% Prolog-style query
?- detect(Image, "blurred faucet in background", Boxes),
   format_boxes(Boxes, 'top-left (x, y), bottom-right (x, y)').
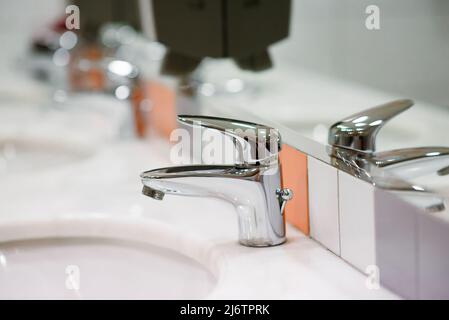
top-left (27, 0), bottom-right (152, 138)
top-left (24, 0), bottom-right (293, 139)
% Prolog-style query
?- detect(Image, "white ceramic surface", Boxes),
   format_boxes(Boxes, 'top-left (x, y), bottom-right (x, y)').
top-left (374, 189), bottom-right (420, 299)
top-left (0, 134), bottom-right (398, 299)
top-left (0, 235), bottom-right (216, 300)
top-left (308, 156), bottom-right (341, 255)
top-left (339, 172), bottom-right (376, 273)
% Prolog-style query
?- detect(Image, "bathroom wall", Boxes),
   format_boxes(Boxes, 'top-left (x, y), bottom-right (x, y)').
top-left (271, 0), bottom-right (449, 108)
top-left (3, 0), bottom-right (449, 109)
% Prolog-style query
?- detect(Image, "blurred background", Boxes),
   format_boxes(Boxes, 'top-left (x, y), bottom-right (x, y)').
top-left (1, 1), bottom-right (449, 301)
top-left (2, 0), bottom-right (449, 105)
top-left (0, 0), bottom-right (448, 171)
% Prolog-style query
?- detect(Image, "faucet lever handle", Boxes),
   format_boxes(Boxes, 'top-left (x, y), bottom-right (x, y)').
top-left (329, 99), bottom-right (414, 152)
top-left (177, 115), bottom-right (282, 165)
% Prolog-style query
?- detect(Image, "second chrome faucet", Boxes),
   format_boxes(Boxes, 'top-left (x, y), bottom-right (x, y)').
top-left (328, 99), bottom-right (449, 211)
top-left (140, 116), bottom-right (293, 247)
top-left (328, 99), bottom-right (449, 179)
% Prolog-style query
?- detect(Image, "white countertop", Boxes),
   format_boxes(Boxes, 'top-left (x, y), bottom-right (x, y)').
top-left (0, 134), bottom-right (398, 299)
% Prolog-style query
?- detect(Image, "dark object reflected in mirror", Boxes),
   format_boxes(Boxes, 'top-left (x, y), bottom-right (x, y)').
top-left (151, 0), bottom-right (291, 75)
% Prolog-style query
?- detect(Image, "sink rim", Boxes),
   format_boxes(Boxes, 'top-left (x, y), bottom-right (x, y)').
top-left (0, 215), bottom-right (224, 298)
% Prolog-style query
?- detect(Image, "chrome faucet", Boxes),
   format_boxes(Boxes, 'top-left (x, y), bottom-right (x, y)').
top-left (328, 100), bottom-right (449, 211)
top-left (140, 116), bottom-right (293, 247)
top-left (329, 99), bottom-right (414, 153)
top-left (329, 99), bottom-right (449, 173)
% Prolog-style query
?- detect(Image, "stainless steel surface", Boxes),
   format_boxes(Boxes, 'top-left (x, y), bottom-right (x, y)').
top-left (438, 166), bottom-right (449, 176)
top-left (371, 147), bottom-right (449, 168)
top-left (327, 100), bottom-right (449, 211)
top-left (328, 146), bottom-right (449, 179)
top-left (197, 92), bottom-right (449, 212)
top-left (106, 58), bottom-right (141, 97)
top-left (277, 188), bottom-right (293, 214)
top-left (177, 115), bottom-right (281, 166)
top-left (328, 146), bottom-right (448, 212)
top-left (142, 185), bottom-right (164, 200)
top-left (141, 117), bottom-right (292, 247)
top-left (328, 99), bottom-right (414, 152)
top-left (73, 57), bottom-right (141, 96)
top-left (28, 23), bottom-right (141, 100)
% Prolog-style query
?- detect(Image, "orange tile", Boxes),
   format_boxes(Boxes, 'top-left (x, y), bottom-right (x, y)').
top-left (145, 81), bottom-right (178, 139)
top-left (130, 84), bottom-right (148, 138)
top-left (68, 45), bottom-right (105, 92)
top-left (279, 144), bottom-right (310, 235)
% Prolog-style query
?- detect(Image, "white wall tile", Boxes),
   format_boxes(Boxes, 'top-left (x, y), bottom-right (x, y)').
top-left (339, 171), bottom-right (376, 273)
top-left (375, 189), bottom-right (418, 299)
top-left (418, 207), bottom-right (449, 299)
top-left (308, 156), bottom-right (340, 255)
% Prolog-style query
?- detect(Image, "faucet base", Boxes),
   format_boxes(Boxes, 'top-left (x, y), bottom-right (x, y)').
top-left (239, 237), bottom-right (287, 248)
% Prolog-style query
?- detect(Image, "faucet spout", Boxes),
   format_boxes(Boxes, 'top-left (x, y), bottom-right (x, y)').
top-left (370, 147), bottom-right (449, 168)
top-left (141, 165), bottom-right (291, 247)
top-left (140, 116), bottom-right (293, 247)
top-left (142, 185), bottom-right (165, 200)
top-left (328, 100), bottom-right (449, 212)
top-left (141, 165), bottom-right (260, 197)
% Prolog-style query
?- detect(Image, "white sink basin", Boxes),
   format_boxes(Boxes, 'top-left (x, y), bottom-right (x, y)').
top-left (0, 137), bottom-right (91, 177)
top-left (0, 217), bottom-right (218, 300)
top-left (0, 237), bottom-right (216, 300)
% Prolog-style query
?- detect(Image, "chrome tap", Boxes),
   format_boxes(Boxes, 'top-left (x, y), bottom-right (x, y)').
top-left (328, 99), bottom-right (449, 211)
top-left (329, 99), bottom-right (414, 153)
top-left (329, 99), bottom-right (449, 172)
top-left (140, 116), bottom-right (293, 247)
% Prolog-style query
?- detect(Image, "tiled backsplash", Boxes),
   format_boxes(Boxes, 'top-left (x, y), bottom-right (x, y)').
top-left (307, 156), bottom-right (340, 255)
top-left (279, 144), bottom-right (309, 235)
top-left (303, 152), bottom-right (449, 299)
